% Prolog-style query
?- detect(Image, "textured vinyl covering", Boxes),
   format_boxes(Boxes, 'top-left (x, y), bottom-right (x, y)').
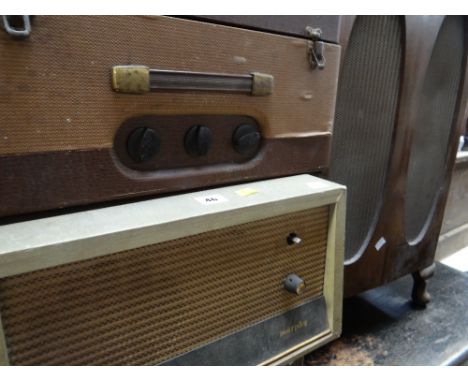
top-left (329, 16), bottom-right (403, 260)
top-left (0, 16), bottom-right (340, 155)
top-left (0, 207), bottom-right (329, 365)
top-left (405, 16), bottom-right (465, 242)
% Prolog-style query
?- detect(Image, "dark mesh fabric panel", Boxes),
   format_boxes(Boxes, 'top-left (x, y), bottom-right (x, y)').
top-left (329, 16), bottom-right (402, 260)
top-left (405, 16), bottom-right (464, 242)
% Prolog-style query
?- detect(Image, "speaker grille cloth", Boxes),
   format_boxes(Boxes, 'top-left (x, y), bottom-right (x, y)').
top-left (329, 16), bottom-right (402, 259)
top-left (0, 207), bottom-right (329, 365)
top-left (405, 16), bottom-right (465, 241)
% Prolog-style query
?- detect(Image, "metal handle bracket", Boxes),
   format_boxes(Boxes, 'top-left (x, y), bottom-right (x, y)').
top-left (2, 15), bottom-right (31, 38)
top-left (305, 26), bottom-right (326, 70)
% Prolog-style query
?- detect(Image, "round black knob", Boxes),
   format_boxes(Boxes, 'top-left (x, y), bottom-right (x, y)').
top-left (284, 274), bottom-right (306, 295)
top-left (184, 125), bottom-right (213, 157)
top-left (127, 127), bottom-right (160, 163)
top-left (232, 124), bottom-right (261, 155)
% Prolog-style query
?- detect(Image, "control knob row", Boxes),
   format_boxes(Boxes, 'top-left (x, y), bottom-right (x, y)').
top-left (127, 124), bottom-right (261, 163)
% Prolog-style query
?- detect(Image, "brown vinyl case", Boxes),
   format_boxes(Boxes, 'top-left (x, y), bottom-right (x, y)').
top-left (0, 16), bottom-right (341, 218)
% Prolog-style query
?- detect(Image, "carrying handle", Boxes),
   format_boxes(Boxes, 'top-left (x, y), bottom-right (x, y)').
top-left (111, 66), bottom-right (274, 96)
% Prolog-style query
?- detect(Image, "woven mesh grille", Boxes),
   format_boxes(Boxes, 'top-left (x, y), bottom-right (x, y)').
top-left (329, 16), bottom-right (403, 259)
top-left (0, 207), bottom-right (329, 365)
top-left (405, 16), bottom-right (465, 241)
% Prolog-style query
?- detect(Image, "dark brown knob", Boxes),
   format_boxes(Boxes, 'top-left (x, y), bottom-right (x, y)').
top-left (127, 127), bottom-right (160, 163)
top-left (185, 125), bottom-right (213, 157)
top-left (232, 124), bottom-right (261, 155)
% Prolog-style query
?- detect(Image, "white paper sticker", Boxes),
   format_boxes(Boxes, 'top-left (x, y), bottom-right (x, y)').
top-left (375, 237), bottom-right (386, 251)
top-left (194, 194), bottom-right (228, 206)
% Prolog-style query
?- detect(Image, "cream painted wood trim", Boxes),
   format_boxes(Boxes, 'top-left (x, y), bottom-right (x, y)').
top-left (0, 175), bottom-right (345, 278)
top-left (261, 330), bottom-right (333, 365)
top-left (264, 185), bottom-right (346, 365)
top-left (324, 188), bottom-right (346, 337)
top-left (0, 314), bottom-right (9, 365)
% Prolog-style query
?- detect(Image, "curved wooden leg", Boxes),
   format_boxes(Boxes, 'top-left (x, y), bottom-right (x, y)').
top-left (411, 263), bottom-right (436, 308)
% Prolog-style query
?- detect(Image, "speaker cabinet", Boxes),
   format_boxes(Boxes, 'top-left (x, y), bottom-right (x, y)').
top-left (329, 16), bottom-right (468, 296)
top-left (329, 15), bottom-right (404, 294)
top-left (0, 175), bottom-right (345, 365)
top-left (330, 16), bottom-right (403, 263)
top-left (384, 16), bottom-right (468, 284)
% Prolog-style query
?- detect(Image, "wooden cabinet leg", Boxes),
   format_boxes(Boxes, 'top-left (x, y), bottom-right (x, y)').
top-left (411, 263), bottom-right (436, 308)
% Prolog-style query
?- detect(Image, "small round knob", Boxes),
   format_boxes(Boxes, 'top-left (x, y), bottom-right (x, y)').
top-left (232, 124), bottom-right (261, 155)
top-left (284, 274), bottom-right (305, 295)
top-left (287, 233), bottom-right (302, 245)
top-left (185, 125), bottom-right (213, 157)
top-left (127, 127), bottom-right (160, 163)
